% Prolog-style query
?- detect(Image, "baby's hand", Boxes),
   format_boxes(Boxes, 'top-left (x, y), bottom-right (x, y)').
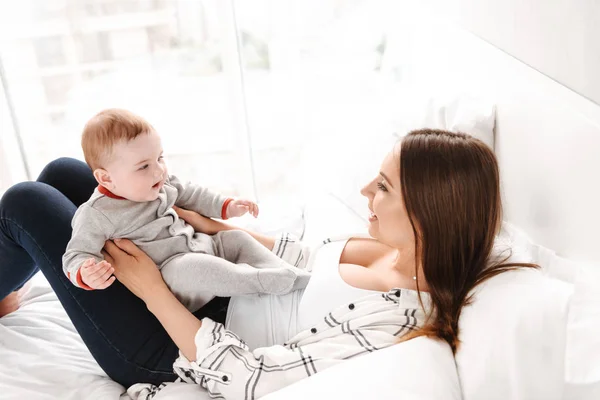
top-left (226, 199), bottom-right (259, 219)
top-left (80, 258), bottom-right (115, 290)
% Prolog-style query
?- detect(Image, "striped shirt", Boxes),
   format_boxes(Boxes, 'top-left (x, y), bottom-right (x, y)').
top-left (128, 233), bottom-right (431, 400)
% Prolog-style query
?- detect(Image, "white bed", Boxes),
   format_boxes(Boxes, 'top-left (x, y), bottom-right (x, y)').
top-left (1, 14), bottom-right (600, 400)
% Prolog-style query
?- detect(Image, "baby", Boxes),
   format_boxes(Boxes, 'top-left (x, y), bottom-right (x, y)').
top-left (63, 109), bottom-right (310, 311)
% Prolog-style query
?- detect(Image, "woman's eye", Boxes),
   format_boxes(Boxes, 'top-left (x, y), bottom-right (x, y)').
top-left (139, 164), bottom-right (149, 171)
top-left (158, 156), bottom-right (164, 161)
top-left (377, 182), bottom-right (387, 192)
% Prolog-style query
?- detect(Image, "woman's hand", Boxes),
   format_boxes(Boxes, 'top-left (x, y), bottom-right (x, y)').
top-left (173, 206), bottom-right (231, 235)
top-left (104, 239), bottom-right (204, 361)
top-left (102, 239), bottom-right (168, 304)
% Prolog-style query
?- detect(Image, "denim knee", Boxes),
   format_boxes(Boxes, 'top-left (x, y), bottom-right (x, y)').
top-left (36, 157), bottom-right (96, 207)
top-left (0, 181), bottom-right (41, 215)
top-left (38, 157), bottom-right (87, 181)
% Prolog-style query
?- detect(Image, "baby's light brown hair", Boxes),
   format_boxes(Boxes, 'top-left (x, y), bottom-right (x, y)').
top-left (81, 108), bottom-right (155, 170)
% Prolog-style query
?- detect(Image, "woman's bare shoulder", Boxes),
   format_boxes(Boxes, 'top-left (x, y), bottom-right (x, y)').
top-left (340, 236), bottom-right (391, 267)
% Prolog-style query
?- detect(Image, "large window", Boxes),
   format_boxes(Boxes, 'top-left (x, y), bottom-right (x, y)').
top-left (0, 0), bottom-right (401, 202)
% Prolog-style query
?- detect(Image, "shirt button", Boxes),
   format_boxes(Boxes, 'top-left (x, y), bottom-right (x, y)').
top-left (222, 375), bottom-right (229, 382)
top-left (348, 303), bottom-right (355, 310)
top-left (311, 328), bottom-right (317, 334)
top-left (395, 290), bottom-right (401, 297)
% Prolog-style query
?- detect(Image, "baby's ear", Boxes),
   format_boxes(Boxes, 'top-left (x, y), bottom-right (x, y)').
top-left (94, 168), bottom-right (113, 189)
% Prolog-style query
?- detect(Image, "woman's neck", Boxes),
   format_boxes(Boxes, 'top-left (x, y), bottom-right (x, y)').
top-left (391, 246), bottom-right (416, 273)
top-left (391, 247), bottom-right (428, 291)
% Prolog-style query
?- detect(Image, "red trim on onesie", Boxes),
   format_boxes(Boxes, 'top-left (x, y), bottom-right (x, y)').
top-left (67, 270), bottom-right (94, 291)
top-left (221, 198), bottom-right (233, 220)
top-left (97, 185), bottom-right (126, 200)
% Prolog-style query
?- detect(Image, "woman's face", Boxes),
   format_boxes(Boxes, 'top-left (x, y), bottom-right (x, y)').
top-left (360, 146), bottom-right (416, 249)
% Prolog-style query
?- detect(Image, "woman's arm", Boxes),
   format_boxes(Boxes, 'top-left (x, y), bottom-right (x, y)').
top-left (173, 207), bottom-right (313, 269)
top-left (146, 287), bottom-right (201, 361)
top-left (102, 239), bottom-right (201, 360)
top-left (173, 206), bottom-right (276, 251)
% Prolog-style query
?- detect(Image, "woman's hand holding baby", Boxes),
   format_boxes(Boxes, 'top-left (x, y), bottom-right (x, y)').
top-left (102, 239), bottom-right (168, 305)
top-left (226, 199), bottom-right (259, 219)
top-left (80, 258), bottom-right (115, 289)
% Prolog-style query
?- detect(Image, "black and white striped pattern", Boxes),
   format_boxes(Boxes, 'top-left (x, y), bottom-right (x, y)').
top-left (128, 234), bottom-right (430, 400)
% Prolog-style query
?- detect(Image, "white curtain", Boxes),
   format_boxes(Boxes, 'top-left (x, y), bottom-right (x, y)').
top-left (0, 71), bottom-right (28, 195)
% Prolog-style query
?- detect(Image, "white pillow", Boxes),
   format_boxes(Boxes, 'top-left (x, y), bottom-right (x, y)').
top-left (262, 336), bottom-right (461, 400)
top-left (497, 222), bottom-right (600, 399)
top-left (392, 88), bottom-right (496, 150)
top-left (456, 268), bottom-right (573, 400)
top-left (456, 222), bottom-right (600, 400)
top-left (559, 256), bottom-right (600, 399)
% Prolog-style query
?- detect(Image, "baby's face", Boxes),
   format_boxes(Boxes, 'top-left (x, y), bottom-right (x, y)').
top-left (102, 130), bottom-right (168, 202)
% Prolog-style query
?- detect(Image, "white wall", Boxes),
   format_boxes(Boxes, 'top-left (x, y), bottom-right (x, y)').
top-left (381, 10), bottom-right (600, 265)
top-left (418, 0), bottom-right (600, 105)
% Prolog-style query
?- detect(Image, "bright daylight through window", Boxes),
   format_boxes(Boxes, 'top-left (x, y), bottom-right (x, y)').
top-left (0, 0), bottom-right (401, 203)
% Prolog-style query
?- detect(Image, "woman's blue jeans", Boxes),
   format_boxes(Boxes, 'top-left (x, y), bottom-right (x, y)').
top-left (0, 158), bottom-right (229, 387)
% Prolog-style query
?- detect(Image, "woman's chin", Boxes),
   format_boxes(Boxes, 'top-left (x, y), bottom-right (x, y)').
top-left (366, 222), bottom-right (379, 238)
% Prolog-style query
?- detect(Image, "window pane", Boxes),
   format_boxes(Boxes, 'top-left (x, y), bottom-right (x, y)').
top-left (234, 0), bottom-right (400, 203)
top-left (0, 71), bottom-right (28, 195)
top-left (0, 0), bottom-right (245, 197)
top-left (33, 36), bottom-right (66, 66)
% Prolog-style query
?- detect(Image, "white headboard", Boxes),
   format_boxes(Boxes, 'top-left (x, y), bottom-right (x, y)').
top-left (384, 16), bottom-right (600, 267)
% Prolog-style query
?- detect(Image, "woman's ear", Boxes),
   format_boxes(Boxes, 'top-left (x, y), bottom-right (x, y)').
top-left (94, 168), bottom-right (114, 190)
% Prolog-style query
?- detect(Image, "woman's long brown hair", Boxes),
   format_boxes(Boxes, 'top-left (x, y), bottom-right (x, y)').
top-left (398, 129), bottom-right (537, 353)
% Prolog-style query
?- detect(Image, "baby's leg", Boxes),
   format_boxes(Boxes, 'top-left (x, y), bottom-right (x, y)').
top-left (161, 253), bottom-right (298, 311)
top-left (212, 230), bottom-right (310, 291)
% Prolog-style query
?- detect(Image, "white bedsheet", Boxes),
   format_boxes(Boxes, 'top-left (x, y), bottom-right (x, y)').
top-left (0, 272), bottom-right (125, 399)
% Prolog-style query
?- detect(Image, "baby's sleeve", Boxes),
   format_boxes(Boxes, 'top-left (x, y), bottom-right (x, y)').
top-left (62, 204), bottom-right (114, 290)
top-left (168, 174), bottom-right (230, 219)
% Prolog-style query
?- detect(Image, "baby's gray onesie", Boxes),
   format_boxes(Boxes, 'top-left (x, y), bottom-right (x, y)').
top-left (62, 175), bottom-right (310, 311)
